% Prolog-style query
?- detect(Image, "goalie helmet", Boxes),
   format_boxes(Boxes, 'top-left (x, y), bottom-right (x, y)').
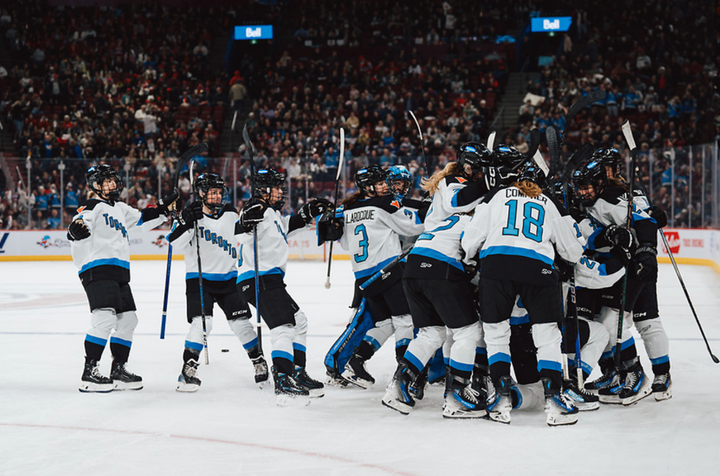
top-left (386, 165), bottom-right (412, 199)
top-left (355, 166), bottom-right (387, 195)
top-left (592, 148), bottom-right (623, 178)
top-left (194, 173), bottom-right (226, 215)
top-left (457, 141), bottom-right (493, 180)
top-left (254, 168), bottom-right (287, 210)
top-left (572, 159), bottom-right (607, 206)
top-left (483, 144), bottom-right (525, 189)
top-left (86, 164), bottom-right (123, 203)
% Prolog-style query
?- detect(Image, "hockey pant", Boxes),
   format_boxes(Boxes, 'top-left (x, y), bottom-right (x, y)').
top-left (597, 307), bottom-right (639, 370)
top-left (85, 308), bottom-right (138, 364)
top-left (486, 320), bottom-right (564, 392)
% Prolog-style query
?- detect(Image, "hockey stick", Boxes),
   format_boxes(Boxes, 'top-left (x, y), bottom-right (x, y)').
top-left (615, 120), bottom-right (638, 369)
top-left (242, 125), bottom-right (263, 354)
top-left (487, 130), bottom-right (497, 152)
top-left (359, 247), bottom-right (413, 291)
top-left (409, 111), bottom-right (430, 173)
top-left (624, 133), bottom-right (720, 364)
top-left (161, 142), bottom-right (209, 339)
top-left (560, 143), bottom-right (594, 386)
top-left (325, 127), bottom-right (345, 289)
top-left (527, 128), bottom-right (541, 161)
top-left (188, 160), bottom-right (210, 364)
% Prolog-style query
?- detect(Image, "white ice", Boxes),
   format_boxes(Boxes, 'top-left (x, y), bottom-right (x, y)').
top-left (1, 260), bottom-right (719, 476)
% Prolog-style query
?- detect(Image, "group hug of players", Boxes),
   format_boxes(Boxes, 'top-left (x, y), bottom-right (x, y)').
top-left (67, 137), bottom-right (671, 425)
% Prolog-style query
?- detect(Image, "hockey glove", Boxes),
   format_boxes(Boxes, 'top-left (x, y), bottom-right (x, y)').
top-left (178, 201), bottom-right (203, 227)
top-left (157, 191), bottom-right (180, 216)
top-left (463, 259), bottom-right (479, 281)
top-left (633, 244), bottom-right (658, 282)
top-left (603, 225), bottom-right (633, 250)
top-left (241, 198), bottom-right (267, 227)
top-left (67, 219), bottom-right (90, 241)
top-left (299, 198), bottom-right (333, 224)
top-left (649, 206), bottom-right (668, 228)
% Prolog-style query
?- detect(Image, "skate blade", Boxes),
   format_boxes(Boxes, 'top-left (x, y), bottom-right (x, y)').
top-left (575, 402), bottom-right (600, 411)
top-left (547, 415), bottom-right (579, 426)
top-left (442, 409), bottom-right (489, 419)
top-left (326, 375), bottom-right (350, 388)
top-left (176, 383), bottom-right (200, 393)
top-left (276, 394), bottom-right (311, 407)
top-left (341, 373), bottom-right (373, 390)
top-left (381, 397), bottom-right (412, 415)
top-left (488, 411), bottom-right (511, 424)
top-left (113, 381), bottom-right (143, 391)
top-left (621, 386), bottom-right (653, 406)
top-left (654, 390), bottom-right (672, 401)
top-left (307, 388), bottom-right (325, 398)
top-left (79, 383), bottom-right (114, 393)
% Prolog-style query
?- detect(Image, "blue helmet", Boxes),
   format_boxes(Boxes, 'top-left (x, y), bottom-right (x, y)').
top-left (386, 165), bottom-right (412, 198)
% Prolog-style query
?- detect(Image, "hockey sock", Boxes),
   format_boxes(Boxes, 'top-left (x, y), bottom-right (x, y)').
top-left (110, 340), bottom-right (131, 365)
top-left (293, 344), bottom-right (307, 368)
top-left (272, 356), bottom-right (294, 375)
top-left (356, 340), bottom-right (375, 360)
top-left (247, 345), bottom-right (262, 360)
top-left (651, 361), bottom-right (670, 376)
top-left (84, 339), bottom-right (105, 364)
top-left (395, 344), bottom-right (408, 362)
top-left (183, 347), bottom-right (200, 363)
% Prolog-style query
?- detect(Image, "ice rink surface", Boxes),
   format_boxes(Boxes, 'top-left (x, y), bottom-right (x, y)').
top-left (1, 259), bottom-right (719, 476)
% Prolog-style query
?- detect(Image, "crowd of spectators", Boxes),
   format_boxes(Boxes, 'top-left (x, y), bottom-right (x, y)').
top-left (1, 0), bottom-right (719, 231)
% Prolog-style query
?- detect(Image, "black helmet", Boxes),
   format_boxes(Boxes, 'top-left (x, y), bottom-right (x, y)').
top-left (572, 159), bottom-right (607, 206)
top-left (483, 144), bottom-right (525, 189)
top-left (194, 173), bottom-right (226, 215)
top-left (457, 141), bottom-right (493, 179)
top-left (592, 147), bottom-right (623, 178)
top-left (86, 164), bottom-right (123, 203)
top-left (386, 165), bottom-right (412, 199)
top-left (254, 168), bottom-right (287, 210)
top-left (516, 160), bottom-right (547, 189)
top-left (355, 166), bottom-right (386, 195)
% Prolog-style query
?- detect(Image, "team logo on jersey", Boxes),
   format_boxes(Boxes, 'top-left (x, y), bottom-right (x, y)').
top-left (152, 235), bottom-right (168, 248)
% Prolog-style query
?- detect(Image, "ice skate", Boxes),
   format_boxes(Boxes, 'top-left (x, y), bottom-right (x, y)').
top-left (294, 367), bottom-right (325, 398)
top-left (273, 367), bottom-right (310, 407)
top-left (562, 380), bottom-right (599, 411)
top-left (652, 372), bottom-right (672, 401)
top-left (325, 371), bottom-right (350, 387)
top-left (597, 371), bottom-right (625, 404)
top-left (341, 354), bottom-right (375, 389)
top-left (381, 366), bottom-right (415, 415)
top-left (585, 368), bottom-right (617, 393)
top-left (79, 359), bottom-right (114, 393)
top-left (486, 376), bottom-right (513, 424)
top-left (545, 392), bottom-right (579, 426)
top-left (176, 359), bottom-right (201, 393)
top-left (442, 377), bottom-right (487, 419)
top-left (252, 355), bottom-right (269, 387)
top-left (409, 368), bottom-right (428, 401)
top-left (110, 361), bottom-right (143, 391)
top-left (619, 364), bottom-right (653, 406)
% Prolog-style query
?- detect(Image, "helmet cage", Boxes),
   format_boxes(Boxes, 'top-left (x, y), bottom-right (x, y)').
top-left (86, 164), bottom-right (123, 203)
top-left (355, 166), bottom-right (386, 195)
top-left (572, 160), bottom-right (607, 206)
top-left (386, 165), bottom-right (412, 198)
top-left (254, 169), bottom-right (287, 210)
top-left (194, 173), bottom-right (227, 215)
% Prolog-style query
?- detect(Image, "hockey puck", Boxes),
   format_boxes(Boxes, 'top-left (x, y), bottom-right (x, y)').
top-left (221, 349), bottom-right (230, 353)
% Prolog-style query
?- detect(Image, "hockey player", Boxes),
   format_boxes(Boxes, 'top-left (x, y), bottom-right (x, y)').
top-left (237, 168), bottom-right (332, 404)
top-left (338, 166), bottom-right (425, 389)
top-left (573, 153), bottom-right (666, 404)
top-left (69, 164), bottom-right (178, 392)
top-left (594, 148), bottom-right (672, 400)
top-left (166, 173), bottom-right (268, 393)
top-left (462, 160), bottom-right (585, 426)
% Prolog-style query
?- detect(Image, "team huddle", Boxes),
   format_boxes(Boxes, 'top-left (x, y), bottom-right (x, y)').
top-left (67, 138), bottom-right (671, 426)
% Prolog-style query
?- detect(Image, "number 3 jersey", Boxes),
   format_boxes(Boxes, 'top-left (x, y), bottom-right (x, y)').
top-left (70, 199), bottom-right (167, 283)
top-left (166, 204), bottom-right (241, 283)
top-left (339, 195), bottom-right (424, 280)
top-left (461, 186), bottom-right (585, 286)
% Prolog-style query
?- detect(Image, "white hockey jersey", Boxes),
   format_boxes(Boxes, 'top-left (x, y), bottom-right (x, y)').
top-left (462, 186), bottom-right (585, 286)
top-left (70, 199), bottom-right (166, 282)
top-left (167, 204), bottom-right (240, 282)
top-left (339, 195), bottom-right (424, 280)
top-left (236, 206), bottom-right (304, 282)
top-left (405, 213), bottom-right (471, 281)
top-left (423, 175), bottom-right (487, 230)
top-left (583, 185), bottom-right (657, 247)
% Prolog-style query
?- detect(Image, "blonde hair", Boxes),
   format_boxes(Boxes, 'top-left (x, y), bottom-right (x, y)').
top-left (421, 162), bottom-right (463, 196)
top-left (608, 176), bottom-right (629, 190)
top-left (511, 180), bottom-right (543, 198)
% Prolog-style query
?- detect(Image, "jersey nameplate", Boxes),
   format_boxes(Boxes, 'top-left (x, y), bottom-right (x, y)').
top-left (505, 188), bottom-right (547, 204)
top-left (346, 209), bottom-right (375, 224)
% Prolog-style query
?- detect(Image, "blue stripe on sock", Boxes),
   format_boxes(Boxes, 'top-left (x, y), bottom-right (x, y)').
top-left (602, 350), bottom-right (614, 360)
top-left (650, 355), bottom-right (670, 365)
top-left (621, 336), bottom-right (635, 351)
top-left (271, 350), bottom-right (294, 362)
top-left (242, 337), bottom-right (258, 350)
top-left (85, 334), bottom-right (107, 347)
top-left (538, 359), bottom-right (563, 373)
top-left (292, 342), bottom-right (306, 352)
top-left (449, 359), bottom-right (474, 372)
top-left (475, 347), bottom-right (487, 355)
top-left (488, 352), bottom-right (511, 366)
top-left (404, 351), bottom-right (424, 375)
top-left (363, 335), bottom-right (381, 351)
top-left (109, 336), bottom-right (132, 348)
top-left (185, 340), bottom-right (204, 351)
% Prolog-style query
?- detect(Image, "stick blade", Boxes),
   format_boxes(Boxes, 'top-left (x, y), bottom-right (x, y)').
top-left (621, 120), bottom-right (637, 150)
top-left (172, 143), bottom-right (209, 189)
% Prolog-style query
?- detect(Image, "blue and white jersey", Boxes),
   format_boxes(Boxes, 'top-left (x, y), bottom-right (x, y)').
top-left (166, 204), bottom-right (240, 282)
top-left (405, 213), bottom-right (471, 281)
top-left (583, 185), bottom-right (657, 247)
top-left (423, 175), bottom-right (487, 231)
top-left (70, 199), bottom-right (167, 282)
top-left (236, 206), bottom-right (303, 282)
top-left (339, 195), bottom-right (424, 280)
top-left (462, 186), bottom-right (585, 286)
